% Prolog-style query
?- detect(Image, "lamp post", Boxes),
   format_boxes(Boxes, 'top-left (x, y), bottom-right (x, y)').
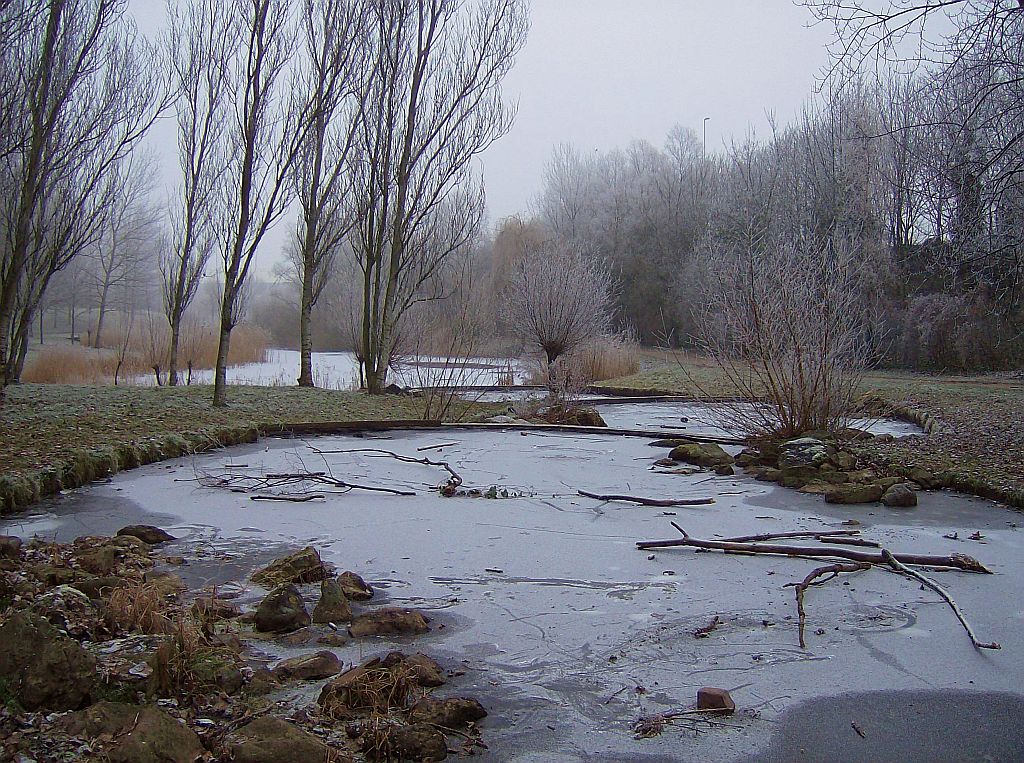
top-left (702, 116), bottom-right (709, 160)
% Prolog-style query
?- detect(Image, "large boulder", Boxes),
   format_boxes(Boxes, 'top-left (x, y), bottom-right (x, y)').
top-left (62, 702), bottom-right (203, 763)
top-left (252, 546), bottom-right (327, 588)
top-left (349, 608), bottom-right (429, 638)
top-left (824, 483), bottom-right (884, 505)
top-left (116, 525), bottom-right (176, 545)
top-left (882, 483), bottom-right (918, 508)
top-left (0, 611), bottom-right (95, 711)
top-left (409, 696), bottom-right (487, 728)
top-left (669, 443), bottom-right (734, 468)
top-left (778, 438), bottom-right (829, 468)
top-left (381, 651), bottom-right (446, 688)
top-left (778, 465), bottom-right (821, 489)
top-left (273, 650), bottom-right (342, 681)
top-left (255, 584), bottom-right (311, 633)
top-left (312, 578), bottom-right (352, 624)
top-left (337, 571), bottom-right (374, 601)
top-left (230, 716), bottom-right (338, 763)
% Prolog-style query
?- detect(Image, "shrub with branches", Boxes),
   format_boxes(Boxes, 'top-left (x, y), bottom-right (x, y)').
top-left (696, 237), bottom-right (872, 437)
top-left (503, 240), bottom-right (617, 396)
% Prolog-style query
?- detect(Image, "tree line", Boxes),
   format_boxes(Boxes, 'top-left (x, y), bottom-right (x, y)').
top-left (0, 0), bottom-right (528, 404)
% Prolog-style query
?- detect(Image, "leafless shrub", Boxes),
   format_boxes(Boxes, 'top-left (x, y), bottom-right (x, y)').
top-left (503, 239), bottom-right (616, 398)
top-left (696, 237), bottom-right (872, 438)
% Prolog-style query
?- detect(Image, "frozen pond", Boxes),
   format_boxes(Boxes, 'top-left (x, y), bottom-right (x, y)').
top-left (4, 422), bottom-right (1022, 761)
top-left (136, 349), bottom-right (528, 389)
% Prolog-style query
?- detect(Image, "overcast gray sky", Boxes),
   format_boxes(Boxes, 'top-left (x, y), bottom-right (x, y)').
top-left (134, 1), bottom-right (833, 267)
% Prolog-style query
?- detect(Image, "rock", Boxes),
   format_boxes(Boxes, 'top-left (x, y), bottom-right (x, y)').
top-left (255, 584), bottom-right (311, 633)
top-left (362, 723), bottom-right (447, 762)
top-left (31, 584), bottom-right (99, 635)
top-left (648, 439), bottom-right (694, 449)
top-left (0, 612), bottom-right (95, 711)
top-left (876, 476), bottom-right (903, 490)
top-left (832, 451), bottom-right (858, 471)
top-left (714, 464), bottom-right (735, 476)
top-left (778, 437), bottom-right (828, 468)
top-left (845, 469), bottom-right (878, 483)
top-left (882, 483), bottom-right (919, 508)
top-left (798, 481), bottom-right (832, 495)
top-left (191, 596), bottom-right (242, 621)
top-left (30, 563), bottom-right (76, 586)
top-left (908, 466), bottom-right (941, 489)
top-left (755, 468), bottom-right (781, 482)
top-left (312, 577), bottom-right (352, 624)
top-left (273, 650), bottom-right (342, 681)
top-left (70, 575), bottom-right (123, 600)
top-left (318, 633), bottom-right (349, 647)
top-left (696, 686), bottom-right (736, 714)
top-left (409, 696), bottom-right (487, 727)
top-left (116, 525), bottom-right (176, 545)
top-left (564, 407), bottom-right (607, 427)
top-left (824, 483), bottom-right (884, 505)
top-left (835, 427), bottom-right (874, 441)
top-left (337, 571), bottom-right (374, 601)
top-left (778, 465), bottom-right (821, 489)
top-left (0, 535), bottom-right (23, 559)
top-left (190, 653), bottom-right (245, 695)
top-left (76, 545), bottom-right (119, 575)
top-left (280, 628), bottom-right (315, 646)
top-left (62, 702), bottom-right (203, 763)
top-left (252, 546), bottom-right (328, 588)
top-left (349, 608), bottom-right (429, 638)
top-left (143, 570), bottom-right (186, 598)
top-left (244, 668), bottom-right (281, 696)
top-left (230, 716), bottom-right (337, 763)
top-left (669, 443), bottom-right (734, 468)
top-left (382, 651), bottom-right (446, 688)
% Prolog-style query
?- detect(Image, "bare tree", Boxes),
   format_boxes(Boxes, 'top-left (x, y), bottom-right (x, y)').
top-left (87, 154), bottom-right (159, 348)
top-left (162, 0), bottom-right (232, 386)
top-left (291, 0), bottom-right (368, 387)
top-left (350, 0), bottom-right (528, 393)
top-left (502, 239), bottom-right (616, 394)
top-left (211, 0), bottom-right (307, 407)
top-left (0, 0), bottom-right (167, 398)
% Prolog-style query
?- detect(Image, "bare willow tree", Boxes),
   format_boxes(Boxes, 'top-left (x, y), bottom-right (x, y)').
top-left (350, 0), bottom-right (528, 393)
top-left (211, 0), bottom-right (307, 407)
top-left (162, 0), bottom-right (232, 386)
top-left (503, 239), bottom-right (616, 394)
top-left (0, 0), bottom-right (166, 397)
top-left (291, 0), bottom-right (369, 387)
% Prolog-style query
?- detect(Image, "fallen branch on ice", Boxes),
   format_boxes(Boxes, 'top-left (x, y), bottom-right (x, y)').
top-left (636, 524), bottom-right (992, 573)
top-left (308, 446), bottom-right (463, 496)
top-left (786, 562), bottom-right (871, 648)
top-left (578, 490), bottom-right (714, 507)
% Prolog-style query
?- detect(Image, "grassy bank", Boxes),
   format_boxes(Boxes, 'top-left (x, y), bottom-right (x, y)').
top-left (0, 384), bottom-right (488, 515)
top-left (594, 361), bottom-right (1024, 510)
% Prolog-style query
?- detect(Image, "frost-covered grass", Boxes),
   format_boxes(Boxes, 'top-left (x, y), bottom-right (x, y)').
top-left (0, 383), bottom-right (493, 513)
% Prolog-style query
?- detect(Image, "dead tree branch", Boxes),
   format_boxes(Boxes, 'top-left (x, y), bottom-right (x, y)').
top-left (881, 549), bottom-right (1001, 650)
top-left (636, 525), bottom-right (992, 573)
top-left (308, 446), bottom-right (463, 495)
top-left (578, 490), bottom-right (714, 507)
top-left (786, 562), bottom-right (871, 648)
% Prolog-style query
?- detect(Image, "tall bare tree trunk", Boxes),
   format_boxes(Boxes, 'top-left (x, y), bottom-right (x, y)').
top-left (298, 272), bottom-right (315, 386)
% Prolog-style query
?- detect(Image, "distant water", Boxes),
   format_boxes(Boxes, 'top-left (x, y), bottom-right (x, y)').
top-left (137, 349), bottom-right (527, 389)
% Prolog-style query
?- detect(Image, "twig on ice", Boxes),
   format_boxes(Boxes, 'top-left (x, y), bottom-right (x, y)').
top-left (578, 490), bottom-right (714, 507)
top-left (880, 549), bottom-right (1001, 650)
top-left (786, 562), bottom-right (870, 648)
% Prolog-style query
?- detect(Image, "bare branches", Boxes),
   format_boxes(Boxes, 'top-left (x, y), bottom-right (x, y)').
top-left (307, 445), bottom-right (463, 495)
top-left (788, 561), bottom-right (872, 648)
top-left (502, 238), bottom-right (617, 396)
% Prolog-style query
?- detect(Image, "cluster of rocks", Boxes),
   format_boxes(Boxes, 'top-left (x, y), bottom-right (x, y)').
top-left (658, 434), bottom-right (939, 507)
top-left (0, 531), bottom-right (486, 762)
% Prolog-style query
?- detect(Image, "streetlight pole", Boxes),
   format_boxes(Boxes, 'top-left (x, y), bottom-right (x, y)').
top-left (702, 116), bottom-right (709, 160)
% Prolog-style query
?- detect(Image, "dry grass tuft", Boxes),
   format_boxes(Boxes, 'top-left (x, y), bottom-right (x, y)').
top-left (22, 346), bottom-right (115, 384)
top-left (321, 661), bottom-right (417, 719)
top-left (572, 333), bottom-right (640, 383)
top-left (105, 581), bottom-right (175, 635)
